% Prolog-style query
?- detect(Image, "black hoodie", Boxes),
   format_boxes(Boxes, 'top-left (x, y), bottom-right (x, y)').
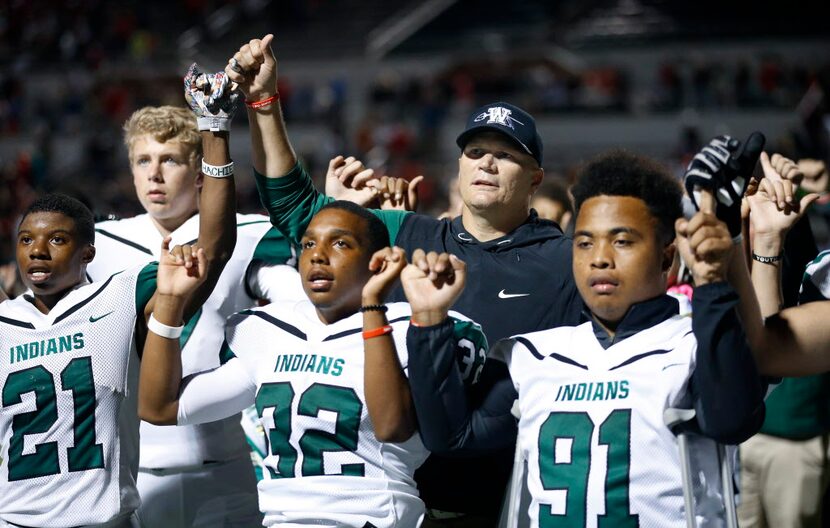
top-left (387, 210), bottom-right (584, 345)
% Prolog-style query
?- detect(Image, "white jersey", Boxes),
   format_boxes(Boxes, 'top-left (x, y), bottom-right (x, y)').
top-left (88, 212), bottom-right (301, 468)
top-left (0, 265), bottom-right (154, 527)
top-left (801, 249), bottom-right (830, 301)
top-left (222, 300), bottom-right (431, 527)
top-left (494, 314), bottom-right (726, 527)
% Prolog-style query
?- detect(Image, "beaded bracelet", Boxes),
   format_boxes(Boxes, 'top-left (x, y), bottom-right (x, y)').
top-left (359, 304), bottom-right (388, 313)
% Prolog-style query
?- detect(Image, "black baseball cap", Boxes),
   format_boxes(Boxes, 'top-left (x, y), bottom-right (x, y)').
top-left (456, 102), bottom-right (543, 166)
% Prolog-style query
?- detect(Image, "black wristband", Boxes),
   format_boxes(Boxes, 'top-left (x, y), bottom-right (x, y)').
top-left (752, 252), bottom-right (783, 264)
top-left (360, 304), bottom-right (388, 313)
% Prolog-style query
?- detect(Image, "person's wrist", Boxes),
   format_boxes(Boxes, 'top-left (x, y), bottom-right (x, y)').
top-left (200, 130), bottom-right (230, 141)
top-left (361, 294), bottom-right (383, 307)
top-left (245, 87), bottom-right (277, 106)
top-left (150, 295), bottom-right (186, 325)
top-left (751, 232), bottom-right (784, 256)
top-left (692, 270), bottom-right (727, 287)
top-left (411, 309), bottom-right (448, 327)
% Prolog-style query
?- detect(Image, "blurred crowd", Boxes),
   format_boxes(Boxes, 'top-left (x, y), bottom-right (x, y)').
top-left (1, 1), bottom-right (829, 280)
top-left (1, 59), bottom-right (829, 263)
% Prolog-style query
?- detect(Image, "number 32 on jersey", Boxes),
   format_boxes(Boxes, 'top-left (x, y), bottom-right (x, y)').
top-left (256, 381), bottom-right (364, 478)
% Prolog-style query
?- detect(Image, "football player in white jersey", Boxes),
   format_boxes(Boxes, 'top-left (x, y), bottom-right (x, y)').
top-left (139, 200), bottom-right (487, 527)
top-left (401, 150), bottom-right (767, 526)
top-left (0, 111), bottom-right (235, 528)
top-left (86, 103), bottom-right (303, 526)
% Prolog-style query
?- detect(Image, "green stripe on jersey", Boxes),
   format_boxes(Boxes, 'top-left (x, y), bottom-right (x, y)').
top-left (180, 307), bottom-right (202, 349)
top-left (135, 262), bottom-right (158, 315)
top-left (219, 340), bottom-right (236, 365)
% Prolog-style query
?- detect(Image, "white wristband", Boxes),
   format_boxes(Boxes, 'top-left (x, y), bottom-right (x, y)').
top-left (197, 115), bottom-right (231, 132)
top-left (201, 160), bottom-right (234, 178)
top-left (148, 314), bottom-right (184, 339)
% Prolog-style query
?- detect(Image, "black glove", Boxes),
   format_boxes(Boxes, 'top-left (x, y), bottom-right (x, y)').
top-left (684, 132), bottom-right (765, 240)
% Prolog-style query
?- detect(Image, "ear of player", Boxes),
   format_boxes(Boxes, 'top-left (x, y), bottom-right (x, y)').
top-left (684, 131), bottom-right (766, 241)
top-left (183, 63), bottom-right (241, 132)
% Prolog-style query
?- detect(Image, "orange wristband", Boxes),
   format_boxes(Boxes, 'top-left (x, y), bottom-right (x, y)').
top-left (362, 325), bottom-right (393, 340)
top-left (245, 93), bottom-right (280, 109)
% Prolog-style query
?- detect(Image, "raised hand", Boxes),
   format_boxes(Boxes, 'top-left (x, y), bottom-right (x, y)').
top-left (325, 155), bottom-right (379, 206)
top-left (155, 237), bottom-right (208, 299)
top-left (748, 153), bottom-right (818, 237)
top-left (798, 158), bottom-right (829, 195)
top-left (370, 175), bottom-right (424, 212)
top-left (224, 34), bottom-right (277, 104)
top-left (184, 63), bottom-right (240, 131)
top-left (675, 191), bottom-right (733, 286)
top-left (684, 132), bottom-right (765, 241)
top-left (362, 247), bottom-right (408, 305)
top-left (401, 249), bottom-right (466, 326)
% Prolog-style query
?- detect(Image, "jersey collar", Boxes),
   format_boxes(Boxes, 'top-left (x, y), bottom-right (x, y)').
top-left (588, 294), bottom-right (680, 350)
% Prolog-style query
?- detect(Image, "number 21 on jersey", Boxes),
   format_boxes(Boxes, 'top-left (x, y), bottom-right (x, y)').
top-left (538, 409), bottom-right (639, 527)
top-left (2, 357), bottom-right (104, 481)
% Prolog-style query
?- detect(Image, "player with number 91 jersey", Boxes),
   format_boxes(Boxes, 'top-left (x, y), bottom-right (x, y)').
top-left (0, 264), bottom-right (155, 528)
top-left (494, 313), bottom-right (704, 528)
top-left (172, 299), bottom-right (485, 527)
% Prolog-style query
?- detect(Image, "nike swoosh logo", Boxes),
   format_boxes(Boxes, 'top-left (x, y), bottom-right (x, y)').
top-left (498, 289), bottom-right (530, 299)
top-left (89, 311), bottom-right (114, 323)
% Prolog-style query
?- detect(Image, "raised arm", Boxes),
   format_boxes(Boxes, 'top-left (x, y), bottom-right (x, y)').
top-left (139, 240), bottom-right (255, 425)
top-left (225, 34), bottom-right (294, 178)
top-left (139, 240), bottom-right (202, 424)
top-left (360, 246), bottom-right (414, 442)
top-left (224, 36), bottom-right (393, 246)
top-left (143, 66), bottom-right (238, 325)
top-left (676, 193), bottom-right (765, 443)
top-left (747, 153), bottom-right (817, 316)
top-left (681, 137), bottom-right (830, 377)
top-left (403, 249), bottom-right (516, 454)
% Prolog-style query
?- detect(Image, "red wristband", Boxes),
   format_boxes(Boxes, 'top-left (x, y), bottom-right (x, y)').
top-left (245, 93), bottom-right (280, 109)
top-left (363, 325), bottom-right (393, 340)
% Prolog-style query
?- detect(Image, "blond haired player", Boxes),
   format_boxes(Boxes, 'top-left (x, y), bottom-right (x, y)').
top-left (85, 72), bottom-right (302, 526)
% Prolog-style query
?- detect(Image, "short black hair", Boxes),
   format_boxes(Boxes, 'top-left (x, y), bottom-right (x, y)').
top-left (571, 150), bottom-right (683, 243)
top-left (317, 201), bottom-right (390, 254)
top-left (21, 194), bottom-right (95, 245)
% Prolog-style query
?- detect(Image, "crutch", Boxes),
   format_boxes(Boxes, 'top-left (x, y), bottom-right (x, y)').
top-left (664, 407), bottom-right (698, 528)
top-left (718, 443), bottom-right (739, 528)
top-left (664, 407), bottom-right (739, 528)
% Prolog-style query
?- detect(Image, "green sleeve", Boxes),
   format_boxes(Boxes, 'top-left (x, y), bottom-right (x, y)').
top-left (252, 227), bottom-right (296, 265)
top-left (373, 208), bottom-right (410, 247)
top-left (254, 163), bottom-right (412, 246)
top-left (134, 262), bottom-right (158, 316)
